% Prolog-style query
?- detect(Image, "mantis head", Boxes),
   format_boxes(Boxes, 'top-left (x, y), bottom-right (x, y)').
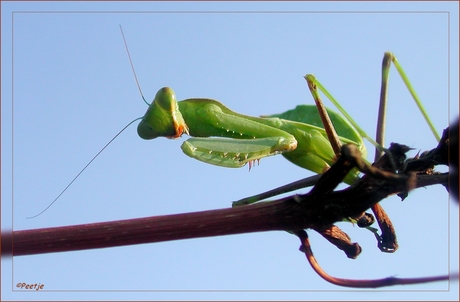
top-left (137, 87), bottom-right (189, 140)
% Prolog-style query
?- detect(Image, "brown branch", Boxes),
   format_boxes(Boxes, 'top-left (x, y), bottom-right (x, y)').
top-left (8, 142), bottom-right (448, 257)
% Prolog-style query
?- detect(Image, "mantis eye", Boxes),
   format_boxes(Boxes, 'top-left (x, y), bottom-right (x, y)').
top-left (155, 87), bottom-right (177, 111)
top-left (137, 120), bottom-right (156, 140)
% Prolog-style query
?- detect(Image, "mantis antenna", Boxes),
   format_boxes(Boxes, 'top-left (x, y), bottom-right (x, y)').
top-left (27, 119), bottom-right (141, 219)
top-left (28, 26), bottom-right (146, 219)
top-left (119, 25), bottom-right (149, 106)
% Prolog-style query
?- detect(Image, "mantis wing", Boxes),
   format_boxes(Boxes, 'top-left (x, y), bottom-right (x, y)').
top-left (265, 105), bottom-right (366, 184)
top-left (264, 104), bottom-right (365, 156)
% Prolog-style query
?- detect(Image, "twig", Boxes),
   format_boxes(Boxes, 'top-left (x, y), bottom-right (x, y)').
top-left (295, 230), bottom-right (451, 288)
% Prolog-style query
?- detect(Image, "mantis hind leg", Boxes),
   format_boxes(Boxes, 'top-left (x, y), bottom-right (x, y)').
top-left (371, 52), bottom-right (441, 253)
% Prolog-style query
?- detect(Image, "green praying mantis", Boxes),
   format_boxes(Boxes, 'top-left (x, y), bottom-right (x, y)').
top-left (136, 54), bottom-right (439, 195)
top-left (138, 86), bottom-right (364, 184)
top-left (29, 27), bottom-right (440, 219)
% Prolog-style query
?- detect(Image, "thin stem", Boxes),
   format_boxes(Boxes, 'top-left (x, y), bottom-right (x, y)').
top-left (307, 74), bottom-right (383, 152)
top-left (305, 74), bottom-right (342, 156)
top-left (295, 230), bottom-right (450, 288)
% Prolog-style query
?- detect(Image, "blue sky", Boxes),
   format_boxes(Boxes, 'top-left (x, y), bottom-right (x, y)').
top-left (2, 1), bottom-right (459, 301)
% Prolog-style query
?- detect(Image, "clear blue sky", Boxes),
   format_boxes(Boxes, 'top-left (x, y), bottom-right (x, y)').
top-left (2, 1), bottom-right (459, 300)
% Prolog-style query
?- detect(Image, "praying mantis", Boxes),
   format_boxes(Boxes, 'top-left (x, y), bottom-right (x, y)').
top-left (136, 53), bottom-right (439, 197)
top-left (13, 12), bottom-right (451, 293)
top-left (30, 27), bottom-right (440, 220)
top-left (137, 86), bottom-right (365, 184)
